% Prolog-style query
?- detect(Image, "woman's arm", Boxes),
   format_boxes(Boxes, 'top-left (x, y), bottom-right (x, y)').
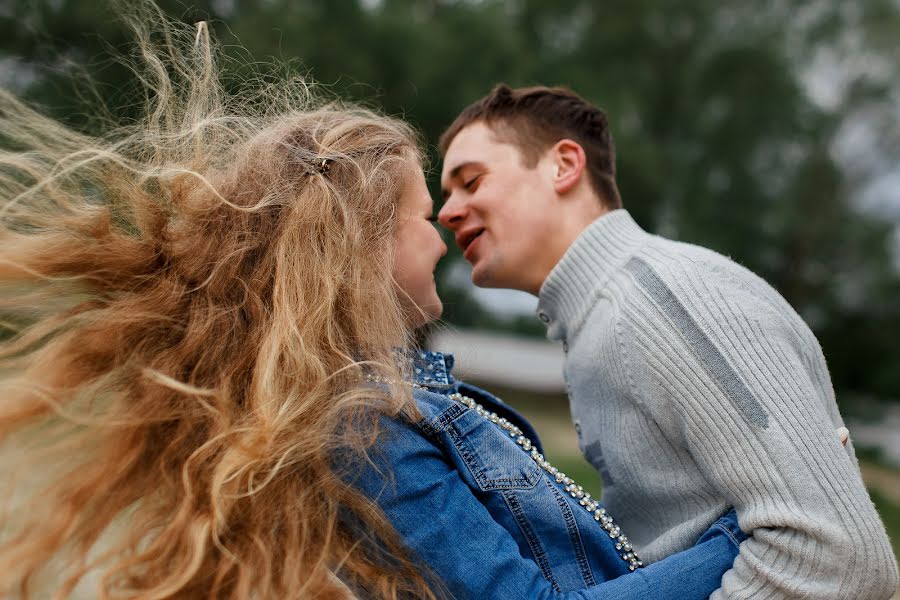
top-left (354, 414), bottom-right (742, 600)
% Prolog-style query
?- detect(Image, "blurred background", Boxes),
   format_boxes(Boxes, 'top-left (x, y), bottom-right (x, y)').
top-left (2, 0), bottom-right (898, 583)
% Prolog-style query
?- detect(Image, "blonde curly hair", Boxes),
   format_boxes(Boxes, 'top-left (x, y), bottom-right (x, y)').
top-left (0, 5), bottom-right (437, 599)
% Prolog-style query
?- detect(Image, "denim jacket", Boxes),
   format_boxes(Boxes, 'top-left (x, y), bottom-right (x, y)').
top-left (355, 351), bottom-right (746, 599)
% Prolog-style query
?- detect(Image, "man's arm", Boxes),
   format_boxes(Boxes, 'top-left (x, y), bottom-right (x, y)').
top-left (624, 267), bottom-right (898, 599)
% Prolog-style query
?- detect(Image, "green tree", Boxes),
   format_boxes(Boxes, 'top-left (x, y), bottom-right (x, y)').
top-left (2, 0), bottom-right (898, 404)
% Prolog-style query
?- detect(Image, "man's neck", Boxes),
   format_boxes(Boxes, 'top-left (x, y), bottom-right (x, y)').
top-left (527, 204), bottom-right (609, 295)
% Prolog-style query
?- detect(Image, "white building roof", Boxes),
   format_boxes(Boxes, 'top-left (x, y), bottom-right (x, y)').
top-left (427, 328), bottom-right (566, 394)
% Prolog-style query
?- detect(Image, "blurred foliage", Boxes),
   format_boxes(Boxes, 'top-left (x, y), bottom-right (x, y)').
top-left (870, 490), bottom-right (900, 557)
top-left (2, 0), bottom-right (899, 404)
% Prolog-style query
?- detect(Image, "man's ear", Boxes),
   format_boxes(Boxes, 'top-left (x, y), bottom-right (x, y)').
top-left (552, 139), bottom-right (587, 195)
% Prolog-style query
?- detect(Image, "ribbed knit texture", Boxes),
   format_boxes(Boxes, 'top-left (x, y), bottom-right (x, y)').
top-left (537, 209), bottom-right (899, 599)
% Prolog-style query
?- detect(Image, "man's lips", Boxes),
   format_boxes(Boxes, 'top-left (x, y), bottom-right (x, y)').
top-left (463, 232), bottom-right (484, 261)
top-left (456, 228), bottom-right (485, 254)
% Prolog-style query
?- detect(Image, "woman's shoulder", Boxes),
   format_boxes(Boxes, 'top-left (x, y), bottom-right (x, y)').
top-left (366, 385), bottom-right (459, 447)
top-left (411, 385), bottom-right (459, 422)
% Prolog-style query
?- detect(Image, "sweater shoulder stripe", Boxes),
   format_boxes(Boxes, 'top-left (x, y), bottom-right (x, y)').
top-left (623, 256), bottom-right (770, 429)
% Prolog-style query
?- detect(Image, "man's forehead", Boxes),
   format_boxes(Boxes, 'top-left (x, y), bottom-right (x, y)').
top-left (446, 122), bottom-right (502, 154)
top-left (442, 123), bottom-right (516, 175)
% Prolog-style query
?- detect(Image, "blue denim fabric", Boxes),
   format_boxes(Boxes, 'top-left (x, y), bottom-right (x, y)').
top-left (355, 351), bottom-right (747, 599)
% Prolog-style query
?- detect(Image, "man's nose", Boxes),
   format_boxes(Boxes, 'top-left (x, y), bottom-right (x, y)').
top-left (437, 196), bottom-right (466, 230)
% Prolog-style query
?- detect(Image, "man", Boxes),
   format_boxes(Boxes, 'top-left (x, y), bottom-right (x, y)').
top-left (437, 84), bottom-right (898, 599)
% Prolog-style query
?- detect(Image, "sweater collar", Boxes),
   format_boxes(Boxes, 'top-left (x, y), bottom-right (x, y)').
top-left (536, 209), bottom-right (650, 341)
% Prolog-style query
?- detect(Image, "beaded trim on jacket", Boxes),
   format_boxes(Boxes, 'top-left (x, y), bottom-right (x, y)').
top-left (366, 374), bottom-right (644, 571)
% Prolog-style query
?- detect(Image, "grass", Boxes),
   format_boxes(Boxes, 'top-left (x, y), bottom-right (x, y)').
top-left (872, 490), bottom-right (900, 557)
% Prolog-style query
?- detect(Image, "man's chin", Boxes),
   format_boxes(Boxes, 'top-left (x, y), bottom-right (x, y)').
top-left (471, 263), bottom-right (532, 293)
top-left (470, 264), bottom-right (495, 288)
top-left (470, 257), bottom-right (506, 289)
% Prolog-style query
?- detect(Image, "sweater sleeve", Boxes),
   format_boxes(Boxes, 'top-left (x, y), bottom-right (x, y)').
top-left (621, 259), bottom-right (899, 599)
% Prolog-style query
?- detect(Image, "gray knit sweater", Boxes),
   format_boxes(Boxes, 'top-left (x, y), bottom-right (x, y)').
top-left (537, 210), bottom-right (899, 599)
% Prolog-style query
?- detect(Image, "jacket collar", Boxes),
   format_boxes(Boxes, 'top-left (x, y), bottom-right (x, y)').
top-left (411, 350), bottom-right (455, 386)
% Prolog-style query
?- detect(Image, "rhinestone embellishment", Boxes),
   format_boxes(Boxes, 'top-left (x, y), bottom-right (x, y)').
top-left (447, 391), bottom-right (644, 571)
top-left (366, 374), bottom-right (643, 571)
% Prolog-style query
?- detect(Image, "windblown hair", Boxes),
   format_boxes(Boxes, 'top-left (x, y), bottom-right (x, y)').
top-left (439, 83), bottom-right (622, 209)
top-left (0, 8), bottom-right (437, 600)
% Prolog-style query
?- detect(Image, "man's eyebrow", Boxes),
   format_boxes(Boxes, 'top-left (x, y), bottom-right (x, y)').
top-left (440, 161), bottom-right (481, 200)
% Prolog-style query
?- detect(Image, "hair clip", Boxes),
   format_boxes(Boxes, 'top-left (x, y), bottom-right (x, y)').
top-left (317, 158), bottom-right (333, 175)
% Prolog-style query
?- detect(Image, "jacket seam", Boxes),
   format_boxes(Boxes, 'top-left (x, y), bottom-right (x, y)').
top-left (502, 489), bottom-right (560, 593)
top-left (547, 478), bottom-right (596, 587)
top-left (711, 522), bottom-right (743, 549)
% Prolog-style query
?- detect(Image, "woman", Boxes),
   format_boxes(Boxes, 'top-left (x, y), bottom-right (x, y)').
top-left (0, 11), bottom-right (743, 599)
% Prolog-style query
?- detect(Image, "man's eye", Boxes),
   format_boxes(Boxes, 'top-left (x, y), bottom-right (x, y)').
top-left (463, 175), bottom-right (481, 190)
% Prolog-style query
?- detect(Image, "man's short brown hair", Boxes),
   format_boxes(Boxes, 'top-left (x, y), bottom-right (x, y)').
top-left (439, 84), bottom-right (622, 209)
